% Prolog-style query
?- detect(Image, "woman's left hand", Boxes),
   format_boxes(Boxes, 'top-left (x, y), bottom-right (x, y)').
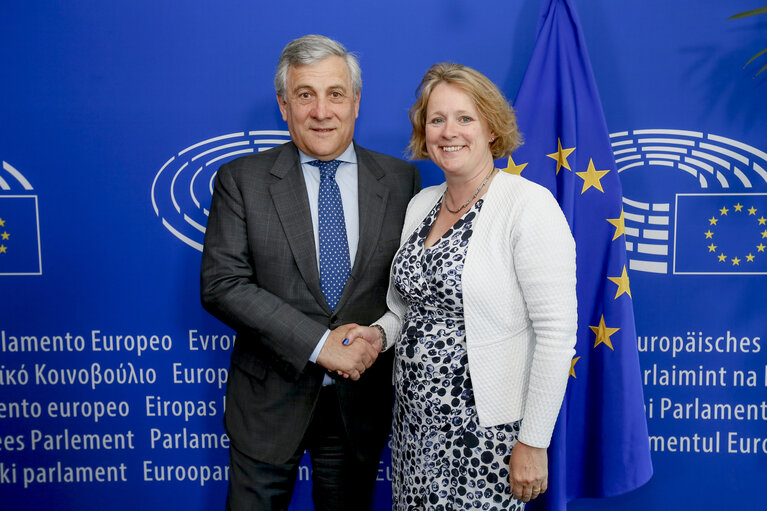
top-left (509, 441), bottom-right (548, 502)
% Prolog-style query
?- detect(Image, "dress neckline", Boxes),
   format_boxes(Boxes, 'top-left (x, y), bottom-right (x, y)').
top-left (423, 197), bottom-right (483, 251)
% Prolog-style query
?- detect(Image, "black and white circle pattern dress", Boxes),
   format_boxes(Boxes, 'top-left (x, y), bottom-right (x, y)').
top-left (390, 197), bottom-right (524, 511)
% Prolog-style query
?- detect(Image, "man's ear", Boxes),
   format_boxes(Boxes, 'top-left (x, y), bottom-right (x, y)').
top-left (353, 92), bottom-right (361, 119)
top-left (277, 93), bottom-right (288, 122)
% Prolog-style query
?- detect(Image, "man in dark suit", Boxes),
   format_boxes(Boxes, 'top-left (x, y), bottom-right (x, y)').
top-left (200, 34), bottom-right (420, 511)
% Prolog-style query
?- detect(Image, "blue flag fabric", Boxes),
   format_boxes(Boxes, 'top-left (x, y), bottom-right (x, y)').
top-left (505, 0), bottom-right (653, 508)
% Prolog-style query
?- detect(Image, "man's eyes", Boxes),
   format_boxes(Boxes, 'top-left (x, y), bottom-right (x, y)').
top-left (294, 91), bottom-right (345, 101)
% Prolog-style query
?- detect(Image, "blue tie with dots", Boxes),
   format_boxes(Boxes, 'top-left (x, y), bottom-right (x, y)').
top-left (309, 159), bottom-right (351, 311)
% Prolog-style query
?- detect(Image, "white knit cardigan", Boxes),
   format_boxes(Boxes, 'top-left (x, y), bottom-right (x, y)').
top-left (376, 171), bottom-right (577, 448)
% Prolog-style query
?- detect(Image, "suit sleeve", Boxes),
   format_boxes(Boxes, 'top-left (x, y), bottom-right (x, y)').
top-left (411, 162), bottom-right (422, 197)
top-left (200, 163), bottom-right (327, 376)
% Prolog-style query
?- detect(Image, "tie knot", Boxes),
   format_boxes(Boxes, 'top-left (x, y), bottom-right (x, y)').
top-left (308, 159), bottom-right (342, 181)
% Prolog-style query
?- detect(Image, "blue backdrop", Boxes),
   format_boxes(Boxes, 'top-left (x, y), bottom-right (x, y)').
top-left (1, 1), bottom-right (765, 509)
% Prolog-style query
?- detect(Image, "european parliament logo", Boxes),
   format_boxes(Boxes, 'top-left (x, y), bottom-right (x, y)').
top-left (610, 129), bottom-right (767, 275)
top-left (151, 131), bottom-right (291, 251)
top-left (0, 161), bottom-right (42, 276)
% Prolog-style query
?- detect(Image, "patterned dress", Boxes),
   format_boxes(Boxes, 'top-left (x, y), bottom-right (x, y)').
top-left (390, 197), bottom-right (524, 511)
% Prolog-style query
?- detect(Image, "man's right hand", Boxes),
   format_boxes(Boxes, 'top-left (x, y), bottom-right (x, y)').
top-left (316, 324), bottom-right (379, 380)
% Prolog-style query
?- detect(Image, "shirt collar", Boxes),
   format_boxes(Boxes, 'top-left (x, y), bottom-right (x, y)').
top-left (298, 143), bottom-right (357, 165)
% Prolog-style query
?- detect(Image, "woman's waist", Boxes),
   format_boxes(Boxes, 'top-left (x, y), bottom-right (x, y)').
top-left (402, 304), bottom-right (464, 324)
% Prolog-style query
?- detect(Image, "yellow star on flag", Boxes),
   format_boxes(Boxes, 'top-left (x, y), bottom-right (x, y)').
top-left (719, 206), bottom-right (729, 216)
top-left (607, 265), bottom-right (632, 299)
top-left (704, 230), bottom-right (713, 239)
top-left (707, 243), bottom-right (717, 252)
top-left (762, 230), bottom-right (767, 239)
top-left (748, 207), bottom-right (757, 215)
top-left (0, 218), bottom-right (5, 227)
top-left (590, 315), bottom-right (620, 350)
top-left (757, 243), bottom-right (766, 252)
top-left (546, 138), bottom-right (575, 174)
top-left (734, 203), bottom-right (744, 212)
top-left (0, 245), bottom-right (6, 254)
top-left (1, 232), bottom-right (8, 240)
top-left (498, 156), bottom-right (528, 175)
top-left (606, 209), bottom-right (626, 241)
top-left (576, 159), bottom-right (610, 194)
top-left (708, 217), bottom-right (718, 225)
top-left (746, 253), bottom-right (755, 262)
top-left (759, 217), bottom-right (767, 225)
top-left (732, 257), bottom-right (741, 266)
top-left (718, 253), bottom-right (727, 262)
top-left (569, 356), bottom-right (581, 378)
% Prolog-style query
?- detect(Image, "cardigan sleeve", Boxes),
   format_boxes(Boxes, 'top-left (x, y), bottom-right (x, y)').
top-left (512, 186), bottom-right (578, 448)
top-left (373, 184), bottom-right (445, 350)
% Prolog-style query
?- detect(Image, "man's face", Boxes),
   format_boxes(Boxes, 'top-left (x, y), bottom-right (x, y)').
top-left (277, 55), bottom-right (360, 161)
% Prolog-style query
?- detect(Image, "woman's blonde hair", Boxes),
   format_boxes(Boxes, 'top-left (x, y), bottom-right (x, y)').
top-left (407, 63), bottom-right (522, 160)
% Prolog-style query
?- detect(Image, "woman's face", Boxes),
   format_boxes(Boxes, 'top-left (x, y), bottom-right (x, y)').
top-left (424, 82), bottom-right (494, 178)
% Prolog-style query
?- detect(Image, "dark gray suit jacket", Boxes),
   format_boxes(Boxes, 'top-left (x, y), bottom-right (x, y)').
top-left (200, 141), bottom-right (420, 464)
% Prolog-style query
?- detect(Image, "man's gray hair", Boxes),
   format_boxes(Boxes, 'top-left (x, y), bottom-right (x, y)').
top-left (274, 34), bottom-right (362, 98)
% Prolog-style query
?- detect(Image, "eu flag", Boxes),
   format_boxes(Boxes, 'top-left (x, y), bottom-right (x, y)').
top-left (674, 193), bottom-right (767, 275)
top-left (504, 0), bottom-right (653, 508)
top-left (0, 195), bottom-right (42, 275)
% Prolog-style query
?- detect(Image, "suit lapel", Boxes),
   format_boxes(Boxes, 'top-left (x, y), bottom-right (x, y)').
top-left (335, 144), bottom-right (389, 311)
top-left (269, 144), bottom-right (328, 312)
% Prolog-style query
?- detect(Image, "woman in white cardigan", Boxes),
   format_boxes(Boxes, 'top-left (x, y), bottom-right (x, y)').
top-left (346, 63), bottom-right (577, 510)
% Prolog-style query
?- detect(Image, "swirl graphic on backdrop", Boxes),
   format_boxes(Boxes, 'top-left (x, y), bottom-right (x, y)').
top-left (0, 160), bottom-right (42, 275)
top-left (151, 130), bottom-right (291, 251)
top-left (610, 129), bottom-right (767, 275)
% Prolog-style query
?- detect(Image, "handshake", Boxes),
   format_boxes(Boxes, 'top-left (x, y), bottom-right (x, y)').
top-left (316, 324), bottom-right (385, 381)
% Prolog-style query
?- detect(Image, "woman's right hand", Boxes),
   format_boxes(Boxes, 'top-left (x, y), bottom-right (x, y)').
top-left (343, 324), bottom-right (384, 352)
top-left (335, 325), bottom-right (385, 378)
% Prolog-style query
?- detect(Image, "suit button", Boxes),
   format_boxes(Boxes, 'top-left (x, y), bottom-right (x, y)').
top-left (330, 315), bottom-right (338, 323)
